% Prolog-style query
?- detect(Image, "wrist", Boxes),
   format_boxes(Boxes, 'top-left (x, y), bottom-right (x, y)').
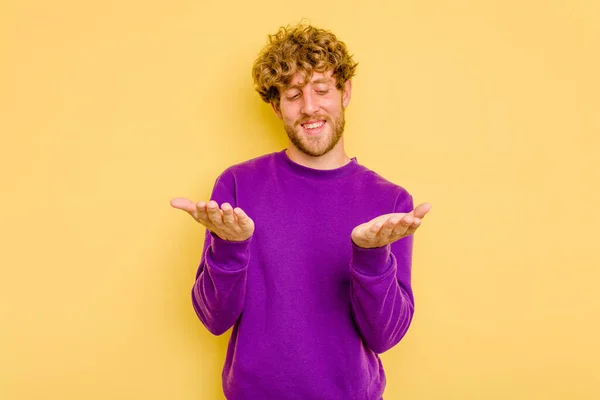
top-left (208, 231), bottom-right (252, 271)
top-left (350, 240), bottom-right (394, 276)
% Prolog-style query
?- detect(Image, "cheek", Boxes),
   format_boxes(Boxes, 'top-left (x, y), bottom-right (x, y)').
top-left (322, 105), bottom-right (340, 117)
top-left (322, 96), bottom-right (343, 111)
top-left (281, 114), bottom-right (297, 127)
top-left (281, 108), bottom-right (300, 123)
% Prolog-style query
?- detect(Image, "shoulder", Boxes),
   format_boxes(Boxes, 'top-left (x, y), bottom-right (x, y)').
top-left (355, 163), bottom-right (411, 197)
top-left (208, 152), bottom-right (279, 202)
top-left (354, 164), bottom-right (413, 211)
top-left (215, 151), bottom-right (279, 181)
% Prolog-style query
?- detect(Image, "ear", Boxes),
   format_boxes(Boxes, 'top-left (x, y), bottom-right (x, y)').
top-left (342, 80), bottom-right (352, 108)
top-left (270, 101), bottom-right (283, 119)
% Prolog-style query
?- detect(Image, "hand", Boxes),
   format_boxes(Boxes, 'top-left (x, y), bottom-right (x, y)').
top-left (170, 197), bottom-right (255, 242)
top-left (351, 202), bottom-right (432, 249)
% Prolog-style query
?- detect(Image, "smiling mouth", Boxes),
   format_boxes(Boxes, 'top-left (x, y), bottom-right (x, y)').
top-left (300, 120), bottom-right (326, 134)
top-left (302, 120), bottom-right (325, 129)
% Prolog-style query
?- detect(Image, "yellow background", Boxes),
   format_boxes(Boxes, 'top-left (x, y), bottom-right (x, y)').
top-left (1, 0), bottom-right (599, 399)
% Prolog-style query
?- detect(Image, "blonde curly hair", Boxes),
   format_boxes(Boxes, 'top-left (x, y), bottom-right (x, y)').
top-left (252, 23), bottom-right (358, 108)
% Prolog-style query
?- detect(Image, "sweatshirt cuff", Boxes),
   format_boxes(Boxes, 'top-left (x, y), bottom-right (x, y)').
top-left (350, 240), bottom-right (394, 277)
top-left (208, 232), bottom-right (252, 272)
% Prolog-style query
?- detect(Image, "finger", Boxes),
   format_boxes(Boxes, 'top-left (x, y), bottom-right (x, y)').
top-left (413, 203), bottom-right (432, 219)
top-left (366, 221), bottom-right (383, 240)
top-left (221, 203), bottom-right (235, 225)
top-left (206, 200), bottom-right (223, 226)
top-left (234, 207), bottom-right (251, 227)
top-left (378, 217), bottom-right (398, 238)
top-left (170, 197), bottom-right (197, 216)
top-left (391, 218), bottom-right (410, 237)
top-left (405, 217), bottom-right (422, 236)
top-left (195, 201), bottom-right (208, 221)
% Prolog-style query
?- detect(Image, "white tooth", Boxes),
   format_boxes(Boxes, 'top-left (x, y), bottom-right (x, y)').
top-left (305, 122), bottom-right (323, 129)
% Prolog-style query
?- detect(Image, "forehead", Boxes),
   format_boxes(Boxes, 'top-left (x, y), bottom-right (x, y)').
top-left (286, 70), bottom-right (335, 88)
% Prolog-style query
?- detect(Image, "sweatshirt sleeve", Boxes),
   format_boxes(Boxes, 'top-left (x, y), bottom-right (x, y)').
top-left (191, 169), bottom-right (251, 336)
top-left (349, 191), bottom-right (415, 354)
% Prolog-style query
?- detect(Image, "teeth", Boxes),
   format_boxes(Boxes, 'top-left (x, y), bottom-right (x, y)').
top-left (304, 121), bottom-right (324, 129)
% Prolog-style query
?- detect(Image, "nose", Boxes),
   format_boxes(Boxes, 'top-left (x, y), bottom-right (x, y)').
top-left (300, 91), bottom-right (319, 115)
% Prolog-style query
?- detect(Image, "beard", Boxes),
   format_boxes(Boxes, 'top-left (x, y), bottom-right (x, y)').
top-left (284, 111), bottom-right (346, 157)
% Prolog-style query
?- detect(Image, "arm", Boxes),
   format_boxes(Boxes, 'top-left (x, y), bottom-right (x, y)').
top-left (192, 228), bottom-right (251, 336)
top-left (173, 170), bottom-right (253, 336)
top-left (349, 192), bottom-right (421, 353)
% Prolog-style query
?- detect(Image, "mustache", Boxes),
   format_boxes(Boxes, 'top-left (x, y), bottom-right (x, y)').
top-left (296, 115), bottom-right (330, 125)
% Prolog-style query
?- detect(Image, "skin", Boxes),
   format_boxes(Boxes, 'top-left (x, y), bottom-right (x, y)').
top-left (350, 203), bottom-right (432, 249)
top-left (169, 198), bottom-right (254, 242)
top-left (271, 70), bottom-right (352, 170)
top-left (170, 69), bottom-right (431, 247)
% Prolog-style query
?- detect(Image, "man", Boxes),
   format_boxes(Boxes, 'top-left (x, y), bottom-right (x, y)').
top-left (171, 23), bottom-right (431, 400)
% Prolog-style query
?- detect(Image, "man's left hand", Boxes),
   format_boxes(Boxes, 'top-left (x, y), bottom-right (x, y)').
top-left (351, 203), bottom-right (432, 249)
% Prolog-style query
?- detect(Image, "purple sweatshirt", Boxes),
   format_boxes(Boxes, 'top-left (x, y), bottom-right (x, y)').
top-left (191, 150), bottom-right (415, 400)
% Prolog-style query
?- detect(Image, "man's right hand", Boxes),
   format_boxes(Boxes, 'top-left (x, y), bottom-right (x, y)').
top-left (170, 198), bottom-right (255, 242)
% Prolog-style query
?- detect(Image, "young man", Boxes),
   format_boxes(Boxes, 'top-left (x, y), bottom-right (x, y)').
top-left (171, 23), bottom-right (431, 400)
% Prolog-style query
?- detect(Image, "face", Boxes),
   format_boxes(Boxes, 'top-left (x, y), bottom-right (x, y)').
top-left (272, 70), bottom-right (352, 157)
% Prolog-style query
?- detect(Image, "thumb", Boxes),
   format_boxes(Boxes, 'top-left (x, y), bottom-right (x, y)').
top-left (413, 202), bottom-right (432, 219)
top-left (170, 197), bottom-right (196, 215)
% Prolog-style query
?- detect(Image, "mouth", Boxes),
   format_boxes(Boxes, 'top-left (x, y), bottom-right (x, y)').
top-left (300, 120), bottom-right (326, 135)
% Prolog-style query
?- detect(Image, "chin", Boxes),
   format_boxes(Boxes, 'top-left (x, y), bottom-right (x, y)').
top-left (301, 141), bottom-right (340, 158)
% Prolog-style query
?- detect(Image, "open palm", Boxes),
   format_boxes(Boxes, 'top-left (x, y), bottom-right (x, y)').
top-left (351, 202), bottom-right (432, 249)
top-left (170, 197), bottom-right (254, 242)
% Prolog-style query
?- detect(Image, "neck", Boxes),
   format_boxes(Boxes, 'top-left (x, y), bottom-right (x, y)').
top-left (285, 139), bottom-right (351, 170)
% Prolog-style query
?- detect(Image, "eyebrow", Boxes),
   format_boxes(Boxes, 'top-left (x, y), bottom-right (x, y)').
top-left (285, 77), bottom-right (334, 90)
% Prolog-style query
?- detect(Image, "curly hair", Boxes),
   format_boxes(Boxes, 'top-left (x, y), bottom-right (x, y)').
top-left (252, 23), bottom-right (358, 107)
